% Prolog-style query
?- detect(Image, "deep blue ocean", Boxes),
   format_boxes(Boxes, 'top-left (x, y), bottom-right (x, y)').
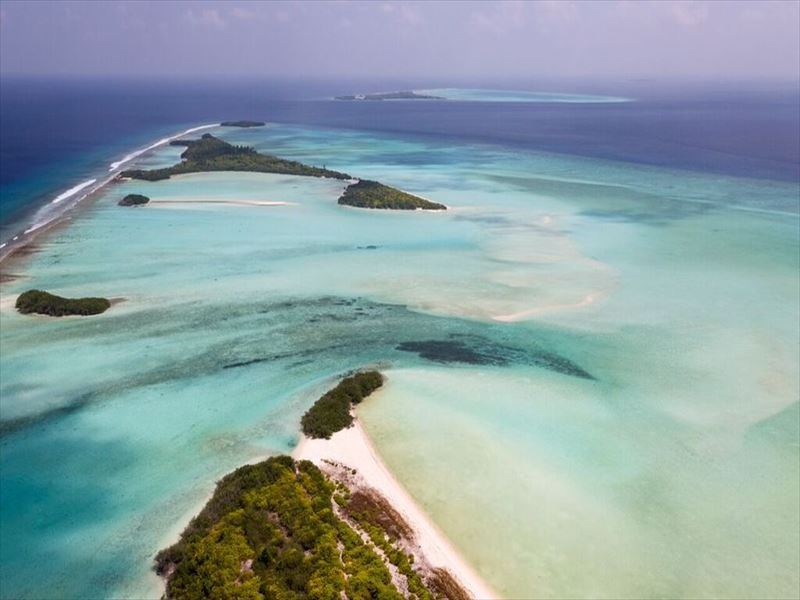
top-left (1, 77), bottom-right (798, 243)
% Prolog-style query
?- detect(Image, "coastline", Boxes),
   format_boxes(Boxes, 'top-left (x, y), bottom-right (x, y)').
top-left (0, 123), bottom-right (220, 268)
top-left (294, 410), bottom-right (500, 600)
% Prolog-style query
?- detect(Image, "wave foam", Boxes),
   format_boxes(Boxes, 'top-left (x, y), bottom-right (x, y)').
top-left (50, 178), bottom-right (97, 205)
top-left (108, 123), bottom-right (219, 171)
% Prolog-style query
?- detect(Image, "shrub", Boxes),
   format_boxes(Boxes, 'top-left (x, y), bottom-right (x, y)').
top-left (300, 372), bottom-right (384, 438)
top-left (15, 289), bottom-right (110, 317)
top-left (338, 180), bottom-right (446, 210)
top-left (118, 193), bottom-right (149, 206)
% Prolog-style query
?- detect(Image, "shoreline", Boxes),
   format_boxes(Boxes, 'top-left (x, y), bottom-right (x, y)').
top-left (0, 123), bottom-right (220, 268)
top-left (294, 412), bottom-right (500, 600)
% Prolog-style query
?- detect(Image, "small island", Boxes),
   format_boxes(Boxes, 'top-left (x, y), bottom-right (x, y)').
top-left (301, 371), bottom-right (383, 438)
top-left (220, 120), bottom-right (266, 128)
top-left (121, 134), bottom-right (351, 181)
top-left (335, 91), bottom-right (444, 101)
top-left (339, 180), bottom-right (447, 210)
top-left (117, 193), bottom-right (149, 207)
top-left (123, 135), bottom-right (448, 211)
top-left (157, 371), bottom-right (471, 600)
top-left (15, 289), bottom-right (110, 317)
top-left (157, 456), bottom-right (459, 600)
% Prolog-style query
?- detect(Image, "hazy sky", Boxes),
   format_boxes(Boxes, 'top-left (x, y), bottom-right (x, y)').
top-left (1, 0), bottom-right (798, 81)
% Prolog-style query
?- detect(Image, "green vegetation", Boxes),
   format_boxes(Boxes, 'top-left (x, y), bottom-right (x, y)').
top-left (221, 120), bottom-right (266, 128)
top-left (338, 180), bottom-right (446, 210)
top-left (339, 490), bottom-right (438, 600)
top-left (121, 134), bottom-right (350, 182)
top-left (157, 371), bottom-right (468, 599)
top-left (15, 289), bottom-right (110, 317)
top-left (335, 91), bottom-right (444, 101)
top-left (158, 456), bottom-right (444, 600)
top-left (123, 134), bottom-right (448, 213)
top-left (301, 371), bottom-right (383, 439)
top-left (118, 193), bottom-right (150, 207)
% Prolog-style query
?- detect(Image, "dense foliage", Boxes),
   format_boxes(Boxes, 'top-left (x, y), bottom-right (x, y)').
top-left (301, 371), bottom-right (384, 439)
top-left (121, 134), bottom-right (350, 181)
top-left (118, 193), bottom-right (150, 206)
top-left (15, 289), bottom-right (110, 317)
top-left (338, 180), bottom-right (446, 210)
top-left (159, 456), bottom-right (433, 600)
top-left (335, 91), bottom-right (444, 101)
top-left (221, 120), bottom-right (266, 128)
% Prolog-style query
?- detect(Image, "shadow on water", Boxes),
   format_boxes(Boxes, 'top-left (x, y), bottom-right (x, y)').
top-left (0, 428), bottom-right (142, 599)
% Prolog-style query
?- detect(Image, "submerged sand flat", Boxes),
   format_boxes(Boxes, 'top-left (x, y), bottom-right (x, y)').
top-left (0, 123), bottom-right (798, 599)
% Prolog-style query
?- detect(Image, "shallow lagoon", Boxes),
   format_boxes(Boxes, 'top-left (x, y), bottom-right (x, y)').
top-left (0, 124), bottom-right (797, 598)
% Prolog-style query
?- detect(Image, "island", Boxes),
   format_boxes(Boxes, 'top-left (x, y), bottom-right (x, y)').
top-left (156, 456), bottom-right (460, 600)
top-left (157, 371), bottom-right (473, 600)
top-left (117, 193), bottom-right (149, 207)
top-left (220, 120), bottom-right (266, 128)
top-left (121, 134), bottom-right (351, 181)
top-left (339, 180), bottom-right (447, 210)
top-left (301, 370), bottom-right (383, 438)
top-left (122, 135), bottom-right (447, 211)
top-left (335, 91), bottom-right (445, 101)
top-left (15, 289), bottom-right (110, 316)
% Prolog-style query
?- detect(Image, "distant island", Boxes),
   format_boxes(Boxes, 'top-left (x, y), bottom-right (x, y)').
top-left (122, 134), bottom-right (447, 211)
top-left (16, 289), bottom-right (110, 316)
top-left (157, 371), bottom-right (470, 600)
top-left (339, 180), bottom-right (447, 210)
top-left (118, 193), bottom-right (149, 207)
top-left (335, 90), bottom-right (444, 101)
top-left (220, 120), bottom-right (265, 128)
top-left (121, 134), bottom-right (351, 181)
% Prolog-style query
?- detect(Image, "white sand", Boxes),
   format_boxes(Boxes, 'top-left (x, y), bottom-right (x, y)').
top-left (294, 419), bottom-right (499, 599)
top-left (149, 198), bottom-right (293, 207)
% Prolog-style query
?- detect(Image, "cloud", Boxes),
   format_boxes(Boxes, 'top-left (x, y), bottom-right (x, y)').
top-left (669, 1), bottom-right (709, 28)
top-left (231, 7), bottom-right (256, 20)
top-left (380, 2), bottom-right (423, 26)
top-left (469, 1), bottom-right (527, 35)
top-left (185, 8), bottom-right (226, 29)
top-left (534, 0), bottom-right (578, 23)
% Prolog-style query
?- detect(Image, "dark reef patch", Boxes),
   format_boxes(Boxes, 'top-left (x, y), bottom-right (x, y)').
top-left (3, 295), bottom-right (594, 439)
top-left (396, 335), bottom-right (594, 379)
top-left (396, 339), bottom-right (508, 365)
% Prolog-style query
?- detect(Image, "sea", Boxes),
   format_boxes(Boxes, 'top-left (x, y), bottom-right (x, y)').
top-left (0, 77), bottom-right (798, 599)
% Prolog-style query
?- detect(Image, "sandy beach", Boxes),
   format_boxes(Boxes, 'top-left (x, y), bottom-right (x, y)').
top-left (294, 413), bottom-right (499, 600)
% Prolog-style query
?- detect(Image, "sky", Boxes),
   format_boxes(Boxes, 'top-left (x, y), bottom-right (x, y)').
top-left (0, 0), bottom-right (798, 82)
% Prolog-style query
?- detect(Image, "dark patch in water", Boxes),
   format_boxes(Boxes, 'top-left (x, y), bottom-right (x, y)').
top-left (397, 340), bottom-right (507, 366)
top-left (396, 337), bottom-right (594, 379)
top-left (0, 392), bottom-right (95, 438)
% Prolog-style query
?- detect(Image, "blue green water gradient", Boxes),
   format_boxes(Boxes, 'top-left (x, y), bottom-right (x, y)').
top-left (0, 123), bottom-right (798, 599)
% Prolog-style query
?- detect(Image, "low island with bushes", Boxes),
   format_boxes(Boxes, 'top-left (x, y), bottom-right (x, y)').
top-left (15, 289), bottom-right (111, 317)
top-left (301, 371), bottom-right (383, 438)
top-left (339, 180), bottom-right (447, 210)
top-left (121, 134), bottom-right (350, 182)
top-left (122, 134), bottom-right (448, 212)
top-left (220, 120), bottom-right (266, 128)
top-left (157, 455), bottom-right (459, 600)
top-left (156, 371), bottom-right (474, 599)
top-left (118, 193), bottom-right (149, 207)
top-left (335, 91), bottom-right (444, 101)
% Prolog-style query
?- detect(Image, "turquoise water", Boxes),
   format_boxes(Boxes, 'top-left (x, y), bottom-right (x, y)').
top-left (0, 124), bottom-right (798, 599)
